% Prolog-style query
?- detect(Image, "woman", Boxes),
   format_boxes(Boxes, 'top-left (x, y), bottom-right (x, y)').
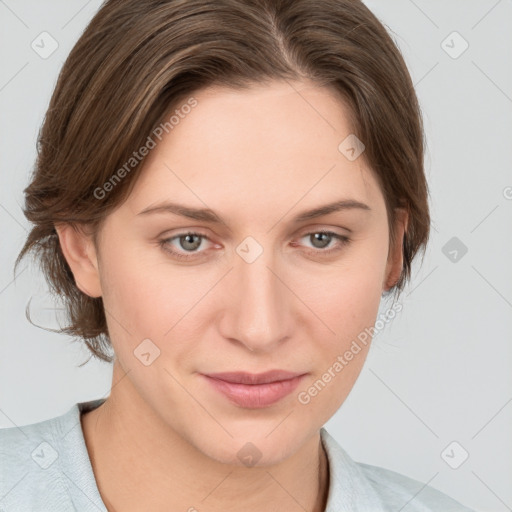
top-left (1, 0), bottom-right (476, 510)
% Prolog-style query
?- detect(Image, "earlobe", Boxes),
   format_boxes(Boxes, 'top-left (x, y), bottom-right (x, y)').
top-left (383, 208), bottom-right (409, 292)
top-left (55, 223), bottom-right (103, 298)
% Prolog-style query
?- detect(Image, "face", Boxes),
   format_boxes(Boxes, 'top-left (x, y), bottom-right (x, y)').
top-left (62, 80), bottom-right (406, 466)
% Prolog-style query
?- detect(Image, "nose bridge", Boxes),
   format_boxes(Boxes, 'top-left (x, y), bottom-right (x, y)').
top-left (228, 239), bottom-right (289, 350)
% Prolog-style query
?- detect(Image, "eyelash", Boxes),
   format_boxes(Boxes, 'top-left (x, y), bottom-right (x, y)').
top-left (158, 230), bottom-right (351, 261)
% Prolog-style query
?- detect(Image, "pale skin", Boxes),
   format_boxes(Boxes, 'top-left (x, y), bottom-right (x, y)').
top-left (56, 80), bottom-right (408, 512)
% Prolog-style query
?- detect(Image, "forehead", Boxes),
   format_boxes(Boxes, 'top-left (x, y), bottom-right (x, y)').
top-left (124, 80), bottom-right (385, 223)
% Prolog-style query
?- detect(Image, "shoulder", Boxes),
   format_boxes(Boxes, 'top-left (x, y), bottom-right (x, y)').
top-left (358, 462), bottom-right (476, 511)
top-left (320, 428), bottom-right (476, 512)
top-left (0, 402), bottom-right (81, 468)
top-left (0, 406), bottom-right (75, 510)
top-left (0, 400), bottom-right (106, 511)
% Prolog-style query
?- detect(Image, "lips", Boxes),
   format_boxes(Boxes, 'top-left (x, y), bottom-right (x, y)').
top-left (204, 370), bottom-right (305, 385)
top-left (201, 370), bottom-right (307, 408)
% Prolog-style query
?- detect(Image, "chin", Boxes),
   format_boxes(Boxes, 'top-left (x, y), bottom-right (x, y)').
top-left (185, 421), bottom-right (309, 469)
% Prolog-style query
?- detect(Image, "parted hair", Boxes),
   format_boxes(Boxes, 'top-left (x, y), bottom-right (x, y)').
top-left (15, 0), bottom-right (430, 363)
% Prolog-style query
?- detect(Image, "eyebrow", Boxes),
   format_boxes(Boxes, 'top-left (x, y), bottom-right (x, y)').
top-left (137, 199), bottom-right (371, 224)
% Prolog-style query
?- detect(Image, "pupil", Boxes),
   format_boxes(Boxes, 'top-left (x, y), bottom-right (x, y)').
top-left (312, 233), bottom-right (330, 249)
top-left (181, 234), bottom-right (200, 251)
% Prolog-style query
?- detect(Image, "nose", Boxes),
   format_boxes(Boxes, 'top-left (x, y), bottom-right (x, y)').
top-left (220, 244), bottom-right (291, 352)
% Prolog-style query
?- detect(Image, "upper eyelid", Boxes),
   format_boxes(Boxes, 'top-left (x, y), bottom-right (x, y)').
top-left (162, 225), bottom-right (350, 239)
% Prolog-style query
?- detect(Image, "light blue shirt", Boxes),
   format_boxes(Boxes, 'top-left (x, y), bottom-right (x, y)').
top-left (1, 398), bottom-right (476, 511)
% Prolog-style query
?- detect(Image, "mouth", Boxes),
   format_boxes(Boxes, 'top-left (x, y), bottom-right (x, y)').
top-left (201, 370), bottom-right (308, 409)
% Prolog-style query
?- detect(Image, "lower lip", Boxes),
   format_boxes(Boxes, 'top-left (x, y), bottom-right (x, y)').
top-left (202, 374), bottom-right (306, 409)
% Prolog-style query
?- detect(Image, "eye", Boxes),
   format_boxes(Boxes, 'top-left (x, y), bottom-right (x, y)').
top-left (159, 229), bottom-right (351, 262)
top-left (159, 231), bottom-right (213, 261)
top-left (296, 230), bottom-right (351, 256)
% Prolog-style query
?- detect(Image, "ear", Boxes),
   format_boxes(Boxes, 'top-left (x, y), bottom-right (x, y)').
top-left (383, 207), bottom-right (409, 292)
top-left (55, 223), bottom-right (103, 298)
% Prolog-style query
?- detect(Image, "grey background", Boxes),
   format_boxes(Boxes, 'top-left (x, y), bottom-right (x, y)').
top-left (1, 1), bottom-right (511, 511)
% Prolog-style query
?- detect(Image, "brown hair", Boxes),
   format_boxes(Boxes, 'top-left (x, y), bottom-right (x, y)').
top-left (15, 0), bottom-right (430, 364)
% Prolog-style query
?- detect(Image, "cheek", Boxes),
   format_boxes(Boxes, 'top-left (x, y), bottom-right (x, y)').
top-left (300, 237), bottom-right (387, 337)
top-left (296, 239), bottom-right (386, 408)
top-left (98, 242), bottom-right (212, 357)
top-left (96, 241), bottom-right (171, 345)
top-left (297, 289), bottom-right (378, 422)
top-left (310, 272), bottom-right (380, 373)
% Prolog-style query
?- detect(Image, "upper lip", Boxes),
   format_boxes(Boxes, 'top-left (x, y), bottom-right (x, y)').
top-left (203, 370), bottom-right (306, 385)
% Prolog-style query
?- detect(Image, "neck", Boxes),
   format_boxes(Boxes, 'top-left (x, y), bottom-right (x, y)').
top-left (81, 362), bottom-right (330, 512)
